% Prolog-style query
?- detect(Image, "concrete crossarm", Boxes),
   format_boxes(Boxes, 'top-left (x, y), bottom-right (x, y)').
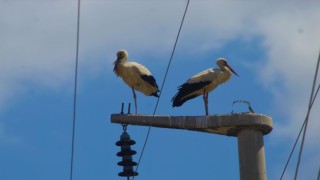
top-left (111, 113), bottom-right (272, 137)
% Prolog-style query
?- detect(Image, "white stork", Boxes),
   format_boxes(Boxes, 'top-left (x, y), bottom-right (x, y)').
top-left (113, 49), bottom-right (159, 114)
top-left (172, 58), bottom-right (238, 115)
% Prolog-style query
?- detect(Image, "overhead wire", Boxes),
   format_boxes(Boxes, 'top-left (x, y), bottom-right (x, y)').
top-left (279, 50), bottom-right (320, 180)
top-left (70, 0), bottom-right (81, 180)
top-left (132, 0), bottom-right (190, 179)
top-left (280, 82), bottom-right (320, 180)
top-left (293, 50), bottom-right (320, 180)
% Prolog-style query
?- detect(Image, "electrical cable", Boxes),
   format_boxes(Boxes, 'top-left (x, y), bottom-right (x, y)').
top-left (293, 50), bottom-right (320, 180)
top-left (279, 83), bottom-right (320, 180)
top-left (132, 1), bottom-right (190, 179)
top-left (70, 0), bottom-right (81, 180)
top-left (280, 52), bottom-right (320, 179)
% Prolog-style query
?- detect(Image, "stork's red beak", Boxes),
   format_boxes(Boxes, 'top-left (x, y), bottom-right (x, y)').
top-left (226, 64), bottom-right (239, 77)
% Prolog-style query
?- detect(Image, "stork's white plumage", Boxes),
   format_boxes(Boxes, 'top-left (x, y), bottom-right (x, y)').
top-left (172, 58), bottom-right (238, 115)
top-left (113, 50), bottom-right (159, 114)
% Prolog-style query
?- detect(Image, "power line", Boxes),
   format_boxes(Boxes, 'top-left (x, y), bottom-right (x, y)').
top-left (280, 51), bottom-right (320, 180)
top-left (294, 50), bottom-right (320, 180)
top-left (279, 82), bottom-right (320, 180)
top-left (132, 0), bottom-right (190, 179)
top-left (70, 0), bottom-right (81, 180)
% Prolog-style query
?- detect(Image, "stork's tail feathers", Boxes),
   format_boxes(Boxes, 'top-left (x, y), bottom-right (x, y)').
top-left (172, 81), bottom-right (210, 107)
top-left (151, 91), bottom-right (160, 97)
top-left (172, 93), bottom-right (198, 107)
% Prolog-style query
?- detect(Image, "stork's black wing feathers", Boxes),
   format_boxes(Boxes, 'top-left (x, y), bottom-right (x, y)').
top-left (141, 74), bottom-right (159, 88)
top-left (172, 81), bottom-right (211, 107)
top-left (141, 74), bottom-right (160, 97)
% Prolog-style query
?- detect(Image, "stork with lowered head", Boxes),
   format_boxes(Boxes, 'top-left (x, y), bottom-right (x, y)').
top-left (113, 50), bottom-right (159, 114)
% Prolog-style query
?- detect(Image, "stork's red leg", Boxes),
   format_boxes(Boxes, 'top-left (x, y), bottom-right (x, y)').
top-left (205, 92), bottom-right (209, 115)
top-left (131, 87), bottom-right (138, 114)
top-left (203, 90), bottom-right (209, 115)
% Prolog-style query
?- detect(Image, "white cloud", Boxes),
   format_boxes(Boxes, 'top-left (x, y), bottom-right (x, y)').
top-left (254, 2), bottom-right (320, 143)
top-left (0, 1), bottom-right (78, 108)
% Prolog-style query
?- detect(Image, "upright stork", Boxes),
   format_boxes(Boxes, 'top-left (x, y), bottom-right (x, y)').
top-left (172, 58), bottom-right (238, 115)
top-left (113, 49), bottom-right (159, 114)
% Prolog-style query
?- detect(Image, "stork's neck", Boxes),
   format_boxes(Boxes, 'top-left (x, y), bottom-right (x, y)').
top-left (114, 57), bottom-right (127, 76)
top-left (116, 57), bottom-right (127, 64)
top-left (221, 66), bottom-right (232, 75)
top-left (214, 66), bottom-right (232, 84)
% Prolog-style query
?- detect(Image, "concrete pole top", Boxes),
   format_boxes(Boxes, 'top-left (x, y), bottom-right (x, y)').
top-left (111, 113), bottom-right (272, 137)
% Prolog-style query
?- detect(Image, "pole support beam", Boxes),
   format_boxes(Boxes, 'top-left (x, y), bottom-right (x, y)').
top-left (111, 113), bottom-right (272, 136)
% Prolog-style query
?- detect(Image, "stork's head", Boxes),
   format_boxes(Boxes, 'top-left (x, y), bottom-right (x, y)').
top-left (116, 49), bottom-right (128, 61)
top-left (216, 58), bottom-right (239, 77)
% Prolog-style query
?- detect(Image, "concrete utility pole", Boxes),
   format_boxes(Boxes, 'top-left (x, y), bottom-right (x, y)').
top-left (111, 113), bottom-right (272, 180)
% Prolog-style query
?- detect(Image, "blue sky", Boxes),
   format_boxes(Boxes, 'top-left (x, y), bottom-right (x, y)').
top-left (1, 0), bottom-right (320, 180)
